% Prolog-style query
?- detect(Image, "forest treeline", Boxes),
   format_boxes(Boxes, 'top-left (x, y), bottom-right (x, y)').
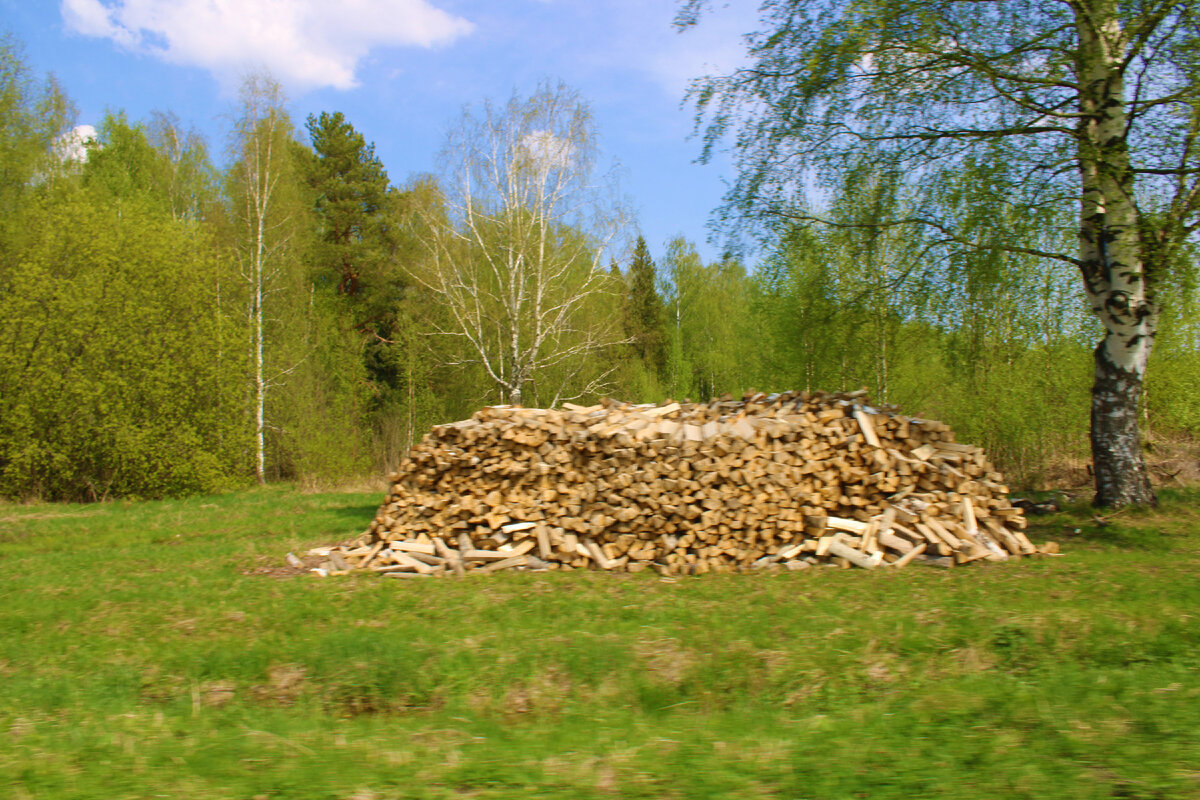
top-left (0, 40), bottom-right (1196, 501)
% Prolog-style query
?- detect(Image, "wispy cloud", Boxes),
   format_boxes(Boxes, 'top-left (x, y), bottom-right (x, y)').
top-left (53, 124), bottom-right (98, 164)
top-left (567, 1), bottom-right (754, 101)
top-left (521, 130), bottom-right (575, 172)
top-left (644, 5), bottom-right (757, 98)
top-left (60, 0), bottom-right (474, 91)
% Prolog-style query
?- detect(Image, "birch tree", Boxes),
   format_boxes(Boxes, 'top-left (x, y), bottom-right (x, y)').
top-left (411, 82), bottom-right (627, 407)
top-left (824, 159), bottom-right (927, 402)
top-left (146, 111), bottom-right (219, 222)
top-left (682, 0), bottom-right (1200, 507)
top-left (228, 74), bottom-right (303, 483)
top-left (0, 37), bottom-right (73, 219)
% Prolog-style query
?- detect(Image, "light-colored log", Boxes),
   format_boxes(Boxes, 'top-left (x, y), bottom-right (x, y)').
top-left (877, 531), bottom-right (914, 554)
top-left (827, 516), bottom-right (870, 535)
top-left (923, 517), bottom-right (962, 549)
top-left (478, 555), bottom-right (530, 573)
top-left (391, 552), bottom-right (433, 574)
top-left (854, 408), bottom-right (881, 448)
top-left (826, 540), bottom-right (879, 569)
top-left (888, 542), bottom-right (927, 569)
top-left (390, 541), bottom-right (436, 556)
top-left (462, 549), bottom-right (514, 561)
top-left (433, 536), bottom-right (466, 578)
top-left (535, 525), bottom-right (552, 560)
top-left (584, 539), bottom-right (615, 569)
top-left (499, 540), bottom-right (535, 557)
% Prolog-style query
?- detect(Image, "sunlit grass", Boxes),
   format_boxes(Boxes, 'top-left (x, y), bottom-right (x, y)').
top-left (1, 486), bottom-right (1198, 798)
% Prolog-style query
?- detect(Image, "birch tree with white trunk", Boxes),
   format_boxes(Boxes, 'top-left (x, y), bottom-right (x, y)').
top-left (229, 74), bottom-right (302, 483)
top-left (682, 0), bottom-right (1200, 507)
top-left (410, 82), bottom-right (628, 407)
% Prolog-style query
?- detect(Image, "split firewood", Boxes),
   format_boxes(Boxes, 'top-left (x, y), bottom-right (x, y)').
top-left (478, 555), bottom-right (529, 573)
top-left (826, 540), bottom-right (882, 570)
top-left (888, 542), bottom-right (928, 569)
top-left (308, 390), bottom-right (1042, 577)
top-left (391, 552), bottom-right (433, 574)
top-left (391, 541), bottom-right (436, 556)
top-left (535, 525), bottom-right (552, 560)
top-left (360, 541), bottom-right (385, 569)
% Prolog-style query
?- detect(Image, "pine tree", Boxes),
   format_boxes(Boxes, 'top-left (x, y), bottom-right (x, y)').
top-left (304, 110), bottom-right (412, 415)
top-left (304, 111), bottom-right (391, 299)
top-left (623, 235), bottom-right (667, 379)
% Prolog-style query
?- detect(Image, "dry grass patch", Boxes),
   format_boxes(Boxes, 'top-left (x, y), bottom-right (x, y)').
top-left (633, 637), bottom-right (694, 685)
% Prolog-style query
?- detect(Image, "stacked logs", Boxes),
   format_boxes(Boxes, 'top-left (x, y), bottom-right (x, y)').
top-left (309, 390), bottom-right (1051, 578)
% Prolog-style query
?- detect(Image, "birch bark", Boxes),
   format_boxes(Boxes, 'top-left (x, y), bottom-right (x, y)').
top-left (1074, 0), bottom-right (1156, 506)
top-left (232, 75), bottom-right (294, 484)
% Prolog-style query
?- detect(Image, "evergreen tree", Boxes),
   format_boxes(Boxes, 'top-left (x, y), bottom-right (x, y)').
top-left (623, 235), bottom-right (667, 379)
top-left (304, 110), bottom-right (391, 299)
top-left (304, 111), bottom-right (417, 412)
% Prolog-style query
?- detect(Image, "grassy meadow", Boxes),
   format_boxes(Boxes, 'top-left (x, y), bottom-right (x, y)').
top-left (1, 486), bottom-right (1198, 799)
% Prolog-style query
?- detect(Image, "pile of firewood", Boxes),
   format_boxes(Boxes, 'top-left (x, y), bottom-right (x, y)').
top-left (304, 390), bottom-right (1055, 578)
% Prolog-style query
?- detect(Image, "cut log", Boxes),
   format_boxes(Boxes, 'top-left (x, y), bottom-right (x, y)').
top-left (432, 536), bottom-right (466, 578)
top-left (462, 549), bottom-right (514, 562)
top-left (583, 539), bottom-right (615, 569)
top-left (478, 555), bottom-right (530, 573)
top-left (826, 540), bottom-right (880, 570)
top-left (827, 517), bottom-right (871, 535)
top-left (535, 525), bottom-right (552, 560)
top-left (390, 552), bottom-right (433, 574)
top-left (888, 542), bottom-right (928, 569)
top-left (854, 408), bottom-right (881, 448)
top-left (390, 540), bottom-right (436, 556)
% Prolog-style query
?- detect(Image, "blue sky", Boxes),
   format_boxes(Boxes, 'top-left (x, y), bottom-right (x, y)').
top-left (1, 0), bottom-right (761, 264)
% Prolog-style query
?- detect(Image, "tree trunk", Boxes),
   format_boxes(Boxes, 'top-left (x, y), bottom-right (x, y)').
top-left (1090, 345), bottom-right (1154, 506)
top-left (1076, 0), bottom-right (1157, 508)
top-left (253, 186), bottom-right (267, 486)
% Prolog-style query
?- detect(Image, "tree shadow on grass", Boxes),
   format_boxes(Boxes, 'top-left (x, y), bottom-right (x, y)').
top-left (1027, 505), bottom-right (1179, 552)
top-left (325, 503), bottom-right (380, 526)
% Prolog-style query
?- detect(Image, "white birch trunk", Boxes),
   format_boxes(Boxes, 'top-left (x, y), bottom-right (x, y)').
top-left (233, 77), bottom-right (290, 485)
top-left (1075, 0), bottom-right (1156, 506)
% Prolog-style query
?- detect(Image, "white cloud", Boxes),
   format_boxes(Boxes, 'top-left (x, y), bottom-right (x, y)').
top-left (53, 124), bottom-right (98, 164)
top-left (521, 130), bottom-right (574, 172)
top-left (60, 0), bottom-right (474, 91)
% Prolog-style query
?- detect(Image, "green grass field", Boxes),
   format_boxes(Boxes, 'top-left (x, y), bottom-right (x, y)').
top-left (1, 486), bottom-right (1198, 799)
